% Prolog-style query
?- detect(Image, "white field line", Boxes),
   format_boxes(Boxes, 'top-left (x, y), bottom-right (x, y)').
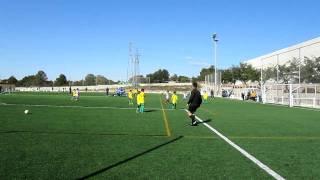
top-left (224, 97), bottom-right (320, 112)
top-left (0, 103), bottom-right (173, 111)
top-left (184, 109), bottom-right (285, 180)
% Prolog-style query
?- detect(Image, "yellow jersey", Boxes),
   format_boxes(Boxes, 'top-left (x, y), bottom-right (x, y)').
top-left (140, 92), bottom-right (145, 103)
top-left (128, 91), bottom-right (133, 99)
top-left (171, 94), bottom-right (178, 104)
top-left (203, 93), bottom-right (208, 100)
top-left (133, 89), bottom-right (137, 95)
top-left (137, 93), bottom-right (144, 105)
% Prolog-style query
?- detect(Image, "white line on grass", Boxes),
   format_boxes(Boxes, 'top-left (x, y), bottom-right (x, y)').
top-left (0, 103), bottom-right (174, 111)
top-left (184, 109), bottom-right (285, 180)
top-left (223, 97), bottom-right (320, 112)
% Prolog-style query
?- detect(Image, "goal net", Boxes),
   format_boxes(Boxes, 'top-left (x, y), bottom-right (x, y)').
top-left (262, 84), bottom-right (320, 108)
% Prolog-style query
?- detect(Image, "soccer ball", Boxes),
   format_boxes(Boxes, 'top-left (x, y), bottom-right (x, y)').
top-left (24, 110), bottom-right (29, 114)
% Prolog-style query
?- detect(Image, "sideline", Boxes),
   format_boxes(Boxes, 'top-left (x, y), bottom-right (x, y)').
top-left (184, 109), bottom-right (285, 180)
top-left (159, 97), bottom-right (172, 137)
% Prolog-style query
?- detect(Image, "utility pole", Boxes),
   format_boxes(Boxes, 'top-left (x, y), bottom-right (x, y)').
top-left (128, 42), bottom-right (133, 85)
top-left (212, 33), bottom-right (219, 95)
top-left (134, 49), bottom-right (141, 87)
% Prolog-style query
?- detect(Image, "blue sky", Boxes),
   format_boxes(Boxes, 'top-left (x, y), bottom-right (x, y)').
top-left (0, 0), bottom-right (319, 81)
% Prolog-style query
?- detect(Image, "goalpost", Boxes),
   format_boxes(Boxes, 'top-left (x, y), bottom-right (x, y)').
top-left (262, 83), bottom-right (320, 108)
top-left (204, 72), bottom-right (222, 96)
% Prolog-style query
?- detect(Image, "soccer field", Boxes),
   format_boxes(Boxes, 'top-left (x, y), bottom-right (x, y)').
top-left (1, 92), bottom-right (320, 179)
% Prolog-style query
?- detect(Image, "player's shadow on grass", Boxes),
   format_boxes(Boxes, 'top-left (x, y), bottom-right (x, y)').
top-left (76, 135), bottom-right (183, 180)
top-left (198, 119), bottom-right (212, 124)
top-left (143, 109), bottom-right (157, 112)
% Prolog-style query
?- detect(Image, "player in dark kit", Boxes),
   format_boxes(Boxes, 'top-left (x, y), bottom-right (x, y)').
top-left (187, 82), bottom-right (202, 126)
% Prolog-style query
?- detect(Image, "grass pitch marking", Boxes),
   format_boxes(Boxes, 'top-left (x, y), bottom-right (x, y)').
top-left (160, 97), bottom-right (171, 137)
top-left (184, 109), bottom-right (285, 180)
top-left (0, 103), bottom-right (173, 111)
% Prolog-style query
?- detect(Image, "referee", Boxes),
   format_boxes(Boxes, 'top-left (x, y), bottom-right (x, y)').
top-left (187, 82), bottom-right (202, 126)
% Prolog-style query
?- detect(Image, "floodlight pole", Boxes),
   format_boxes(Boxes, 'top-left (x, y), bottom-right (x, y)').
top-left (260, 58), bottom-right (263, 86)
top-left (298, 48), bottom-right (301, 85)
top-left (276, 54), bottom-right (279, 84)
top-left (212, 33), bottom-right (218, 95)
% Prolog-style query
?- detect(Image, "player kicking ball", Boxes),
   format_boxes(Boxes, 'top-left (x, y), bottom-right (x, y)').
top-left (186, 82), bottom-right (202, 126)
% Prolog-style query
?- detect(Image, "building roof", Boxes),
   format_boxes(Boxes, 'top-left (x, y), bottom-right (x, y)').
top-left (245, 36), bottom-right (320, 68)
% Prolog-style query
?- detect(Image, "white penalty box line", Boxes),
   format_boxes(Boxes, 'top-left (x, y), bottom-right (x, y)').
top-left (0, 103), bottom-right (174, 111)
top-left (184, 109), bottom-right (285, 180)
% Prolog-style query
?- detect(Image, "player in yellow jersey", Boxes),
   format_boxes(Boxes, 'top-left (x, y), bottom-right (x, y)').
top-left (171, 91), bottom-right (178, 109)
top-left (128, 90), bottom-right (133, 105)
top-left (71, 89), bottom-right (76, 101)
top-left (133, 88), bottom-right (138, 96)
top-left (136, 91), bottom-right (141, 113)
top-left (139, 89), bottom-right (145, 112)
top-left (203, 91), bottom-right (208, 103)
top-left (136, 89), bottom-right (145, 113)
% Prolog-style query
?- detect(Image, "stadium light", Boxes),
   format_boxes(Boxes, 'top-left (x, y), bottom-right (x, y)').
top-left (212, 33), bottom-right (219, 95)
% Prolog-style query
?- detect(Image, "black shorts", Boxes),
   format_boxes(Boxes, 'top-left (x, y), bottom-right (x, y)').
top-left (188, 104), bottom-right (200, 114)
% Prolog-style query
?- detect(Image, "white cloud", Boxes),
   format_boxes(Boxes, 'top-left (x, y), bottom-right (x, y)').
top-left (188, 61), bottom-right (210, 66)
top-left (185, 56), bottom-right (210, 67)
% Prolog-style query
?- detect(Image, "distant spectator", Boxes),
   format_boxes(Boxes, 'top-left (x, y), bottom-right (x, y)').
top-left (210, 89), bottom-right (214, 99)
top-left (106, 88), bottom-right (109, 96)
top-left (165, 90), bottom-right (170, 104)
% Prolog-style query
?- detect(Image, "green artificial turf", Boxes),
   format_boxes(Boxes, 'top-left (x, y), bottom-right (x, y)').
top-left (1, 92), bottom-right (320, 179)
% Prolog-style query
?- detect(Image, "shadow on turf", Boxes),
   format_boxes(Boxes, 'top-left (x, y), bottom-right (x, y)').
top-left (143, 109), bottom-right (157, 112)
top-left (197, 119), bottom-right (212, 124)
top-left (76, 135), bottom-right (184, 180)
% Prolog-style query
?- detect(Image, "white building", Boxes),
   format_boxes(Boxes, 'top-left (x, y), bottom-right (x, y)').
top-left (245, 37), bottom-right (320, 69)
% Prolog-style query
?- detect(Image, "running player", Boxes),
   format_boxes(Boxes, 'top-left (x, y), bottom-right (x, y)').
top-left (186, 82), bottom-right (202, 126)
top-left (171, 91), bottom-right (178, 109)
top-left (128, 89), bottom-right (133, 105)
top-left (165, 90), bottom-right (170, 104)
top-left (139, 89), bottom-right (145, 113)
top-left (136, 89), bottom-right (145, 113)
top-left (71, 89), bottom-right (76, 100)
top-left (203, 91), bottom-right (208, 103)
top-left (75, 88), bottom-right (80, 101)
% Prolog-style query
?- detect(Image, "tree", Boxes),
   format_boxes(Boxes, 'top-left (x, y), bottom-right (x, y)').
top-left (96, 75), bottom-right (108, 85)
top-left (35, 70), bottom-right (48, 86)
top-left (146, 69), bottom-right (170, 83)
top-left (238, 63), bottom-right (259, 85)
top-left (277, 64), bottom-right (292, 84)
top-left (178, 75), bottom-right (190, 83)
top-left (73, 80), bottom-right (85, 86)
top-left (85, 74), bottom-right (96, 85)
top-left (288, 58), bottom-right (300, 83)
top-left (221, 69), bottom-right (234, 84)
top-left (7, 76), bottom-right (18, 85)
top-left (54, 74), bottom-right (68, 86)
top-left (301, 57), bottom-right (320, 83)
top-left (18, 75), bottom-right (37, 87)
top-left (170, 74), bottom-right (178, 82)
top-left (261, 67), bottom-right (277, 84)
top-left (198, 66), bottom-right (214, 81)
